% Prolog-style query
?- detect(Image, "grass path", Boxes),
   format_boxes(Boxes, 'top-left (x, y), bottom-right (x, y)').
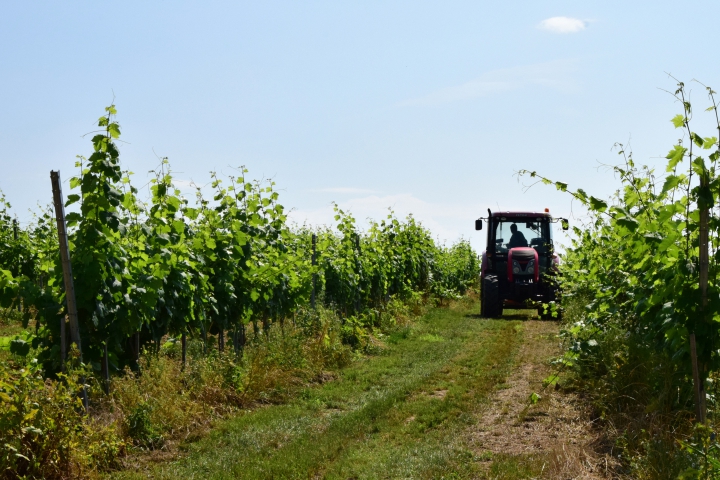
top-left (467, 320), bottom-right (607, 478)
top-left (113, 298), bottom-right (528, 479)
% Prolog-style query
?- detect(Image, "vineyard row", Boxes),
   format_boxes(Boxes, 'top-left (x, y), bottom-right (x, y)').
top-left (0, 104), bottom-right (480, 378)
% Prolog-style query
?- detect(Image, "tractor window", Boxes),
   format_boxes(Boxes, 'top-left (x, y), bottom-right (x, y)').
top-left (493, 219), bottom-right (550, 254)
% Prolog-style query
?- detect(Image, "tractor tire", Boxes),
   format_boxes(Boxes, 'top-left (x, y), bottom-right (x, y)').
top-left (482, 275), bottom-right (502, 318)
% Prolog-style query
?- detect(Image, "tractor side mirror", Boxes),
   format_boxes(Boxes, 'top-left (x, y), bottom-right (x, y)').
top-left (475, 219), bottom-right (483, 230)
top-left (561, 219), bottom-right (569, 230)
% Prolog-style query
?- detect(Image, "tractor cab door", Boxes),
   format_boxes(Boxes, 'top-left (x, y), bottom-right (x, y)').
top-left (526, 219), bottom-right (553, 273)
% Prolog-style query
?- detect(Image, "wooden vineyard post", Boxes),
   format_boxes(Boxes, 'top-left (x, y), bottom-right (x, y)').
top-left (231, 328), bottom-right (241, 355)
top-left (354, 234), bottom-right (361, 313)
top-left (134, 331), bottom-right (140, 370)
top-left (238, 322), bottom-right (246, 351)
top-left (50, 170), bottom-right (88, 410)
top-left (12, 219), bottom-right (18, 275)
top-left (691, 334), bottom-right (705, 423)
top-left (311, 233), bottom-right (317, 309)
top-left (102, 342), bottom-right (110, 394)
top-left (181, 332), bottom-right (187, 370)
top-left (201, 323), bottom-right (207, 354)
top-left (13, 219), bottom-right (21, 312)
top-left (60, 316), bottom-right (66, 372)
top-left (693, 172), bottom-right (710, 423)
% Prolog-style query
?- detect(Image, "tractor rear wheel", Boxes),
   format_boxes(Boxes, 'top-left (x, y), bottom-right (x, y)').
top-left (482, 275), bottom-right (502, 318)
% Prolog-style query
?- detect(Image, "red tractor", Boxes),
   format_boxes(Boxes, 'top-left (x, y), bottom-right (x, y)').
top-left (475, 209), bottom-right (567, 319)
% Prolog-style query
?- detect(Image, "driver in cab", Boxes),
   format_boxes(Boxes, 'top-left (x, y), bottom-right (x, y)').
top-left (508, 224), bottom-right (528, 249)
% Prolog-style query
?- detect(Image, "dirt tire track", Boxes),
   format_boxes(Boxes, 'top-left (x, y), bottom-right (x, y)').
top-left (467, 319), bottom-right (618, 479)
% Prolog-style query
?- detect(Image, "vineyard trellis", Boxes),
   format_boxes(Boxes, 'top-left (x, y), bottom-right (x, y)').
top-left (0, 104), bottom-right (480, 378)
top-left (521, 78), bottom-right (720, 475)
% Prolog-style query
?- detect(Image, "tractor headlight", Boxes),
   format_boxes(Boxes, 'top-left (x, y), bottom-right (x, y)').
top-left (527, 260), bottom-right (535, 273)
top-left (512, 260), bottom-right (520, 274)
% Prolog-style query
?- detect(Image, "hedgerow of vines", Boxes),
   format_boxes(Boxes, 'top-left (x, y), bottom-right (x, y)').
top-left (520, 78), bottom-right (720, 419)
top-left (0, 104), bottom-right (480, 373)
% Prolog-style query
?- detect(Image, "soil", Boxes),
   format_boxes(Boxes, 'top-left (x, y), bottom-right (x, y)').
top-left (467, 319), bottom-right (621, 479)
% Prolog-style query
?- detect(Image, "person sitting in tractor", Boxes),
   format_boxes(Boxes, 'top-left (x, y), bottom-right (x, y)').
top-left (508, 224), bottom-right (528, 248)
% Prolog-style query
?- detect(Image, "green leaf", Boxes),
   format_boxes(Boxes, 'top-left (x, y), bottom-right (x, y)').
top-left (671, 114), bottom-right (685, 128)
top-left (616, 216), bottom-right (639, 232)
top-left (108, 123), bottom-right (121, 139)
top-left (658, 232), bottom-right (678, 252)
top-left (661, 174), bottom-right (683, 194)
top-left (172, 220), bottom-right (185, 234)
top-left (588, 196), bottom-right (607, 212)
top-left (65, 212), bottom-right (82, 225)
top-left (697, 184), bottom-right (714, 209)
top-left (644, 233), bottom-right (662, 244)
top-left (691, 156), bottom-right (707, 177)
top-left (665, 145), bottom-right (687, 171)
top-left (65, 194), bottom-right (81, 206)
top-left (691, 132), bottom-right (704, 148)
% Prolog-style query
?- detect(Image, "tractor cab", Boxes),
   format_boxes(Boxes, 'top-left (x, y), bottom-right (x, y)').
top-left (475, 210), bottom-right (567, 318)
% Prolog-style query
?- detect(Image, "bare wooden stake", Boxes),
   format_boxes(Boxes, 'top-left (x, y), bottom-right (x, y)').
top-left (50, 170), bottom-right (87, 410)
top-left (690, 333), bottom-right (706, 423)
top-left (60, 316), bottom-right (66, 372)
top-left (135, 331), bottom-right (140, 368)
top-left (13, 219), bottom-right (22, 312)
top-left (262, 315), bottom-right (269, 337)
top-left (181, 332), bottom-right (187, 370)
top-left (239, 322), bottom-right (246, 350)
top-left (103, 342), bottom-right (110, 395)
top-left (51, 171), bottom-right (83, 355)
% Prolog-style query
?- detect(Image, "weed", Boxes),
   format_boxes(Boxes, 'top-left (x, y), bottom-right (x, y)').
top-left (126, 402), bottom-right (164, 449)
top-left (489, 453), bottom-right (546, 478)
top-left (0, 359), bottom-right (124, 478)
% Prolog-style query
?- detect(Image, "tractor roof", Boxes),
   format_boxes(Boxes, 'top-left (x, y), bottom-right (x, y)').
top-left (490, 211), bottom-right (552, 218)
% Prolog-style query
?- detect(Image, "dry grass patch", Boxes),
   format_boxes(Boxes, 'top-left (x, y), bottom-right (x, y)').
top-left (467, 318), bottom-right (619, 479)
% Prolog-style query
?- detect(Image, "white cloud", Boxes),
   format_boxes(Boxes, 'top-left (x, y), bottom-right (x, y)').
top-left (538, 17), bottom-right (587, 34)
top-left (397, 59), bottom-right (577, 107)
top-left (309, 187), bottom-right (378, 194)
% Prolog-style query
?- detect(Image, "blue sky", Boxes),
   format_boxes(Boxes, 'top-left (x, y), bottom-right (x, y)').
top-left (2, 1), bottom-right (720, 251)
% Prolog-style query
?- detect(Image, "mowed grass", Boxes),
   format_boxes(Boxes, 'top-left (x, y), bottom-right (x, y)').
top-left (112, 298), bottom-right (524, 479)
top-left (0, 309), bottom-right (29, 360)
